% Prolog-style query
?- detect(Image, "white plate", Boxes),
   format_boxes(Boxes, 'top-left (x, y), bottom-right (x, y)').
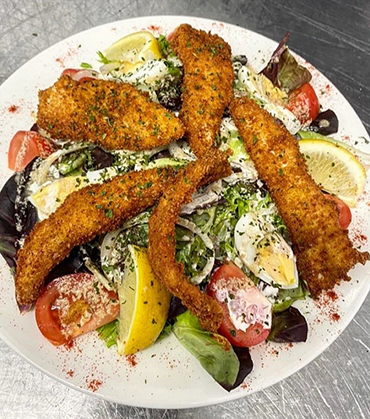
top-left (0, 16), bottom-right (369, 409)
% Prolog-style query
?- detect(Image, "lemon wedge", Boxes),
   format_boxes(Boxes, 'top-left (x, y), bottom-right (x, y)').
top-left (117, 245), bottom-right (171, 355)
top-left (30, 175), bottom-right (88, 219)
top-left (298, 138), bottom-right (367, 207)
top-left (103, 31), bottom-right (162, 75)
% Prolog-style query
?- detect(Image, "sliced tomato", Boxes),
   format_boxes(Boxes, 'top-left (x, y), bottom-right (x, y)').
top-left (323, 193), bottom-right (352, 230)
top-left (35, 273), bottom-right (119, 346)
top-left (61, 68), bottom-right (98, 83)
top-left (8, 130), bottom-right (55, 172)
top-left (61, 68), bottom-right (80, 77)
top-left (206, 261), bottom-right (272, 347)
top-left (286, 83), bottom-right (320, 124)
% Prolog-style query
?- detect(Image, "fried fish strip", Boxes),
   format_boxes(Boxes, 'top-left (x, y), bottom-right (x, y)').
top-left (170, 24), bottom-right (234, 157)
top-left (37, 75), bottom-right (184, 151)
top-left (15, 167), bottom-right (175, 306)
top-left (148, 148), bottom-right (232, 332)
top-left (230, 97), bottom-right (369, 296)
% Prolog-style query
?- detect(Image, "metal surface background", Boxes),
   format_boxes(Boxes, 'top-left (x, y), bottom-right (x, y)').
top-left (0, 1), bottom-right (369, 418)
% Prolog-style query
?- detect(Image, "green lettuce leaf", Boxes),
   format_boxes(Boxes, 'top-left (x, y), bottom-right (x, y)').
top-left (97, 320), bottom-right (118, 348)
top-left (273, 280), bottom-right (309, 312)
top-left (173, 311), bottom-right (239, 389)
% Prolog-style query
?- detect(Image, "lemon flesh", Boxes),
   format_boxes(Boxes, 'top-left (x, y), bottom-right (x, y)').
top-left (117, 245), bottom-right (171, 355)
top-left (30, 176), bottom-right (87, 219)
top-left (31, 168), bottom-right (117, 219)
top-left (298, 138), bottom-right (367, 207)
top-left (103, 31), bottom-right (162, 75)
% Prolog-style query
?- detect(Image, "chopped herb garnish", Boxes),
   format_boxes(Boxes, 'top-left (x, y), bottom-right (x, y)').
top-left (97, 51), bottom-right (110, 64)
top-left (81, 62), bottom-right (93, 69)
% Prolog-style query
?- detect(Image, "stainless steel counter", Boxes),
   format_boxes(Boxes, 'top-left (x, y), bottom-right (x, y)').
top-left (0, 1), bottom-right (369, 418)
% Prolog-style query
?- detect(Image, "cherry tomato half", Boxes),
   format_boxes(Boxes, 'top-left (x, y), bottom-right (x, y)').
top-left (323, 193), bottom-right (352, 230)
top-left (206, 261), bottom-right (271, 348)
top-left (286, 83), bottom-right (320, 124)
top-left (8, 130), bottom-right (55, 172)
top-left (35, 273), bottom-right (119, 346)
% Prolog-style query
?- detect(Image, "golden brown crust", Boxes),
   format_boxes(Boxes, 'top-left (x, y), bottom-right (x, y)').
top-left (170, 24), bottom-right (234, 157)
top-left (15, 167), bottom-right (175, 306)
top-left (37, 75), bottom-right (184, 151)
top-left (148, 148), bottom-right (232, 332)
top-left (230, 97), bottom-right (369, 297)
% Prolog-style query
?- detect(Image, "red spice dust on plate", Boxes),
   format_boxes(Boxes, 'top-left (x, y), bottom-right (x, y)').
top-left (87, 379), bottom-right (102, 392)
top-left (314, 290), bottom-right (342, 324)
top-left (126, 354), bottom-right (138, 367)
top-left (8, 105), bottom-right (19, 113)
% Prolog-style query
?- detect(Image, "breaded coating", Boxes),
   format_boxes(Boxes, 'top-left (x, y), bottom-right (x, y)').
top-left (15, 167), bottom-right (175, 306)
top-left (148, 148), bottom-right (232, 332)
top-left (170, 24), bottom-right (234, 157)
top-left (230, 97), bottom-right (369, 297)
top-left (37, 75), bottom-right (184, 151)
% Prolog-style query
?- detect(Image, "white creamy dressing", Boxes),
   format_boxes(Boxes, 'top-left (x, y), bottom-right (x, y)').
top-left (214, 277), bottom-right (272, 331)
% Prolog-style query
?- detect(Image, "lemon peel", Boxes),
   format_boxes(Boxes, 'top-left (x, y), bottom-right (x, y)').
top-left (298, 138), bottom-right (367, 207)
top-left (103, 31), bottom-right (162, 75)
top-left (117, 245), bottom-right (170, 355)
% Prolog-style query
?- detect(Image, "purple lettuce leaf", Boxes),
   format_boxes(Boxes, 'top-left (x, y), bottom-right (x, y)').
top-left (268, 306), bottom-right (308, 343)
top-left (223, 346), bottom-right (253, 391)
top-left (0, 160), bottom-right (38, 268)
top-left (309, 109), bottom-right (339, 135)
top-left (260, 32), bottom-right (312, 93)
top-left (0, 159), bottom-right (86, 281)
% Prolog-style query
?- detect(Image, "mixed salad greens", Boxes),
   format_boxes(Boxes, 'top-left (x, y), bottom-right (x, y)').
top-left (0, 29), bottom-right (356, 391)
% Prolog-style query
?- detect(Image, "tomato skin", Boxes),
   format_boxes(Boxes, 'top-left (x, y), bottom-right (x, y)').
top-left (35, 273), bottom-right (119, 346)
top-left (61, 68), bottom-right (80, 77)
top-left (206, 261), bottom-right (271, 348)
top-left (286, 83), bottom-right (320, 124)
top-left (323, 194), bottom-right (352, 229)
top-left (8, 131), bottom-right (55, 172)
top-left (61, 68), bottom-right (98, 83)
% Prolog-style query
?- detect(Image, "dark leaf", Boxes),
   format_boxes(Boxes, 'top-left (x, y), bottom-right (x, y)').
top-left (261, 33), bottom-right (312, 93)
top-left (268, 306), bottom-right (308, 343)
top-left (223, 346), bottom-right (253, 391)
top-left (0, 159), bottom-right (87, 281)
top-left (30, 123), bottom-right (39, 132)
top-left (260, 32), bottom-right (290, 86)
top-left (46, 246), bottom-right (85, 282)
top-left (167, 296), bottom-right (187, 320)
top-left (309, 109), bottom-right (339, 135)
top-left (232, 55), bottom-right (248, 65)
top-left (0, 160), bottom-right (38, 268)
top-left (150, 149), bottom-right (171, 161)
top-left (89, 147), bottom-right (114, 170)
